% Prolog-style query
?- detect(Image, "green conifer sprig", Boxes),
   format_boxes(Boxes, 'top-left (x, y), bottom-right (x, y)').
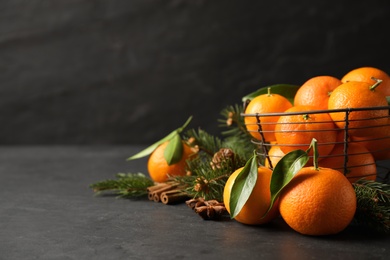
top-left (352, 179), bottom-right (390, 233)
top-left (218, 104), bottom-right (248, 137)
top-left (181, 127), bottom-right (248, 201)
top-left (184, 128), bottom-right (223, 156)
top-left (175, 152), bottom-right (231, 201)
top-left (89, 173), bottom-right (154, 198)
top-left (218, 104), bottom-right (257, 161)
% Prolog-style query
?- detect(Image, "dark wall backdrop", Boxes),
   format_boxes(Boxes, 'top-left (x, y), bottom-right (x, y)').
top-left (1, 0), bottom-right (390, 145)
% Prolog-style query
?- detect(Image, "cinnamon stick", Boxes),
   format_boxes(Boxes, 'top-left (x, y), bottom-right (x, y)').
top-left (146, 183), bottom-right (165, 192)
top-left (148, 183), bottom-right (178, 202)
top-left (160, 190), bottom-right (190, 205)
top-left (147, 181), bottom-right (176, 193)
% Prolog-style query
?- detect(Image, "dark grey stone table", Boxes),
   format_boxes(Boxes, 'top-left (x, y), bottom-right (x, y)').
top-left (1, 146), bottom-right (389, 260)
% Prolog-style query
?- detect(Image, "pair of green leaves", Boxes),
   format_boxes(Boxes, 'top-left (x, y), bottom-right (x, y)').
top-left (127, 116), bottom-right (192, 165)
top-left (229, 139), bottom-right (318, 219)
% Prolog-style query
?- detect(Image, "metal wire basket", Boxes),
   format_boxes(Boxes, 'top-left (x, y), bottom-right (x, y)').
top-left (241, 105), bottom-right (390, 184)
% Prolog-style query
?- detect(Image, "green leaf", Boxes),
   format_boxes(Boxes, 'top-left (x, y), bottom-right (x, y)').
top-left (229, 151), bottom-right (259, 219)
top-left (164, 133), bottom-right (183, 165)
top-left (263, 149), bottom-right (309, 217)
top-left (242, 84), bottom-right (300, 104)
top-left (177, 116), bottom-right (193, 133)
top-left (126, 130), bottom-right (177, 161)
top-left (126, 116), bottom-right (193, 161)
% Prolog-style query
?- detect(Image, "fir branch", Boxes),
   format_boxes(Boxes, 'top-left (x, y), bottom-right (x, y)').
top-left (176, 150), bottom-right (244, 202)
top-left (184, 128), bottom-right (223, 156)
top-left (222, 135), bottom-right (256, 162)
top-left (353, 179), bottom-right (390, 233)
top-left (218, 104), bottom-right (257, 161)
top-left (90, 173), bottom-right (154, 198)
top-left (218, 104), bottom-right (249, 137)
top-left (174, 106), bottom-right (256, 202)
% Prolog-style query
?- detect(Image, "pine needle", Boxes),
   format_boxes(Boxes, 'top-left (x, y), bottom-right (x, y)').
top-left (185, 128), bottom-right (223, 155)
top-left (353, 179), bottom-right (390, 233)
top-left (179, 153), bottom-right (231, 201)
top-left (218, 104), bottom-right (257, 161)
top-left (90, 173), bottom-right (154, 198)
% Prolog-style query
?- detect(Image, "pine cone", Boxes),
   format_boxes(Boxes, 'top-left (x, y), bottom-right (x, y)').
top-left (210, 148), bottom-right (235, 170)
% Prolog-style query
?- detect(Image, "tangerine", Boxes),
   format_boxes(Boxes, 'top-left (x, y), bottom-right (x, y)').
top-left (147, 141), bottom-right (196, 183)
top-left (274, 105), bottom-right (337, 161)
top-left (341, 66), bottom-right (390, 96)
top-left (328, 80), bottom-right (389, 137)
top-left (264, 144), bottom-right (285, 169)
top-left (351, 122), bottom-right (390, 161)
top-left (319, 142), bottom-right (377, 183)
top-left (223, 166), bottom-right (280, 225)
top-left (244, 88), bottom-right (293, 142)
top-left (279, 166), bottom-right (357, 236)
top-left (294, 76), bottom-right (342, 110)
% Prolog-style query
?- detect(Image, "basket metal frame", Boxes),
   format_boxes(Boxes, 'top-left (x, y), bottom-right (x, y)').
top-left (241, 105), bottom-right (390, 183)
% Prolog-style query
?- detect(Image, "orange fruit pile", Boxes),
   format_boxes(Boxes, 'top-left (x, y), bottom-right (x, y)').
top-left (244, 66), bottom-right (390, 183)
top-left (223, 154), bottom-right (357, 235)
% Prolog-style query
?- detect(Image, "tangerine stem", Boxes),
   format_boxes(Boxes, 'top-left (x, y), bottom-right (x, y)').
top-left (369, 77), bottom-right (383, 91)
top-left (267, 87), bottom-right (271, 96)
top-left (312, 139), bottom-right (319, 171)
top-left (306, 138), bottom-right (319, 171)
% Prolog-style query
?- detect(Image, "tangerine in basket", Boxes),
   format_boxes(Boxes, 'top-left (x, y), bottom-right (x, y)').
top-left (147, 141), bottom-right (196, 182)
top-left (294, 76), bottom-right (342, 110)
top-left (244, 88), bottom-right (293, 142)
top-left (274, 106), bottom-right (337, 161)
top-left (341, 66), bottom-right (390, 96)
top-left (350, 121), bottom-right (390, 161)
top-left (223, 166), bottom-right (280, 225)
top-left (279, 166), bottom-right (357, 236)
top-left (264, 144), bottom-right (285, 169)
top-left (319, 142), bottom-right (377, 183)
top-left (328, 79), bottom-right (389, 137)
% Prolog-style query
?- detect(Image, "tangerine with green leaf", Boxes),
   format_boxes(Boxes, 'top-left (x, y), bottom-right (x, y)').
top-left (277, 139), bottom-right (357, 236)
top-left (147, 140), bottom-right (196, 183)
top-left (279, 166), bottom-right (357, 235)
top-left (223, 166), bottom-right (280, 225)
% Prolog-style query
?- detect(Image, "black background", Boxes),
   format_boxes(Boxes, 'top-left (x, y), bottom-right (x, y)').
top-left (2, 0), bottom-right (390, 145)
